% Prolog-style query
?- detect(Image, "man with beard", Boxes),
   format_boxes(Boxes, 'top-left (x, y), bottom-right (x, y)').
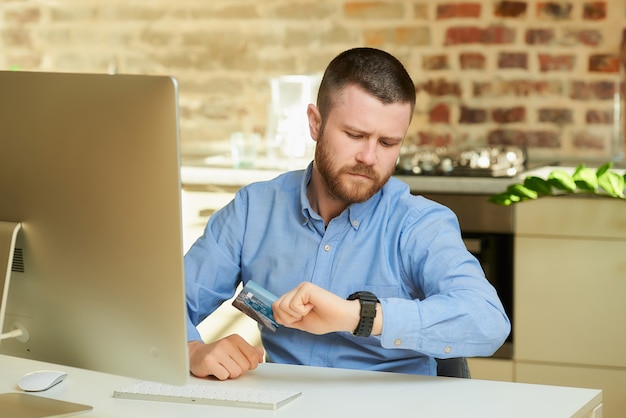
top-left (185, 47), bottom-right (510, 381)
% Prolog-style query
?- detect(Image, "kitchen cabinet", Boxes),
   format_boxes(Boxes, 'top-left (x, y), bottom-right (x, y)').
top-left (514, 196), bottom-right (626, 418)
top-left (466, 358), bottom-right (514, 382)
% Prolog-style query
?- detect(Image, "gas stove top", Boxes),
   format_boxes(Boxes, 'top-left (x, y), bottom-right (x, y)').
top-left (396, 146), bottom-right (527, 178)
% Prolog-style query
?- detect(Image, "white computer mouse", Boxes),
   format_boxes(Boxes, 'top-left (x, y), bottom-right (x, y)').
top-left (18, 370), bottom-right (68, 392)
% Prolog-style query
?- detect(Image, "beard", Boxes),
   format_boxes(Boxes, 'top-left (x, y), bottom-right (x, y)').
top-left (314, 131), bottom-right (394, 204)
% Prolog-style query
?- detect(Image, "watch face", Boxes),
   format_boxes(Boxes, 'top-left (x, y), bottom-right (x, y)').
top-left (348, 291), bottom-right (379, 303)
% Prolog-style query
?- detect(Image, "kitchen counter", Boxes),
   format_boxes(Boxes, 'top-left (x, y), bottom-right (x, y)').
top-left (181, 161), bottom-right (624, 196)
top-left (181, 165), bottom-right (285, 189)
top-left (181, 155), bottom-right (306, 190)
top-left (181, 164), bottom-right (524, 195)
top-left (394, 174), bottom-right (519, 195)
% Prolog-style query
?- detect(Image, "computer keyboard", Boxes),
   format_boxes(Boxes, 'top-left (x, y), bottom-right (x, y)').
top-left (113, 380), bottom-right (302, 410)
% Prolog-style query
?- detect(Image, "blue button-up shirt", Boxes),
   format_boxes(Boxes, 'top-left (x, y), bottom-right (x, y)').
top-left (185, 164), bottom-right (510, 376)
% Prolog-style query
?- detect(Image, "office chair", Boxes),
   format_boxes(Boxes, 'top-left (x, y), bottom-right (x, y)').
top-left (436, 357), bottom-right (471, 378)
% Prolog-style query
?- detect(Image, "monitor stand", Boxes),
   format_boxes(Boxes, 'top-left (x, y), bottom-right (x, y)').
top-left (0, 221), bottom-right (22, 342)
top-left (0, 392), bottom-right (93, 417)
top-left (0, 222), bottom-right (93, 416)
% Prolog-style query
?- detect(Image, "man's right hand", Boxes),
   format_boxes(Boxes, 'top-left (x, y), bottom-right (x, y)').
top-left (188, 335), bottom-right (265, 380)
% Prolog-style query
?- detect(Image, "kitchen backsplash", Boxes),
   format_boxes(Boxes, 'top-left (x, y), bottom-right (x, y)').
top-left (1, 0), bottom-right (624, 163)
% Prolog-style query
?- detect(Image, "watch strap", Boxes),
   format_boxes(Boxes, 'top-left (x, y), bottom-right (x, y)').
top-left (347, 291), bottom-right (379, 337)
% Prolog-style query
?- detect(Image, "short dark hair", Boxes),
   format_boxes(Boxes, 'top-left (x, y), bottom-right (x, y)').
top-left (316, 47), bottom-right (416, 120)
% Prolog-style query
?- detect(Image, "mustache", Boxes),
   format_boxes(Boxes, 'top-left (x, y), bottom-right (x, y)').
top-left (342, 164), bottom-right (378, 179)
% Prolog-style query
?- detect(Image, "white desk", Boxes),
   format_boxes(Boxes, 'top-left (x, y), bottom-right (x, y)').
top-left (0, 354), bottom-right (602, 418)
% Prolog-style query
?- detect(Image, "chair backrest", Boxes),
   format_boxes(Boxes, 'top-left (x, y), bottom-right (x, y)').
top-left (436, 357), bottom-right (471, 378)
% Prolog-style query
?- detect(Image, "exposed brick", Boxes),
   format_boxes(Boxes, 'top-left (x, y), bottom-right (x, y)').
top-left (526, 29), bottom-right (555, 45)
top-left (588, 54), bottom-right (620, 73)
top-left (460, 106), bottom-right (488, 124)
top-left (538, 54), bottom-right (576, 72)
top-left (436, 3), bottom-right (481, 19)
top-left (316, 25), bottom-right (361, 46)
top-left (395, 26), bottom-right (431, 45)
top-left (482, 25), bottom-right (516, 44)
top-left (445, 25), bottom-right (516, 45)
top-left (459, 52), bottom-right (486, 70)
top-left (181, 77), bottom-right (245, 101)
top-left (4, 53), bottom-right (41, 69)
top-left (474, 80), bottom-right (564, 97)
top-left (563, 29), bottom-right (602, 47)
top-left (281, 29), bottom-right (325, 47)
top-left (419, 79), bottom-right (462, 96)
top-left (140, 29), bottom-right (173, 47)
top-left (2, 1), bottom-right (623, 162)
top-left (101, 5), bottom-right (168, 21)
top-left (423, 54), bottom-right (448, 70)
top-left (487, 129), bottom-right (561, 148)
top-left (36, 27), bottom-right (71, 45)
top-left (570, 81), bottom-right (619, 100)
top-left (429, 103), bottom-right (450, 123)
top-left (494, 1), bottom-right (527, 17)
top-left (55, 53), bottom-right (114, 72)
top-left (493, 106), bottom-right (526, 123)
top-left (413, 4), bottom-right (429, 19)
top-left (49, 6), bottom-right (98, 21)
top-left (363, 26), bottom-right (430, 47)
top-left (2, 28), bottom-right (32, 48)
top-left (573, 131), bottom-right (605, 149)
top-left (414, 131), bottom-right (454, 148)
top-left (536, 2), bottom-right (573, 20)
top-left (498, 52), bottom-right (528, 69)
top-left (538, 108), bottom-right (573, 124)
top-left (343, 2), bottom-right (404, 19)
top-left (362, 29), bottom-right (386, 46)
top-left (444, 26), bottom-right (482, 45)
top-left (586, 109), bottom-right (614, 124)
top-left (175, 5), bottom-right (261, 19)
top-left (583, 2), bottom-right (606, 20)
top-left (270, 3), bottom-right (334, 19)
top-left (5, 7), bottom-right (41, 24)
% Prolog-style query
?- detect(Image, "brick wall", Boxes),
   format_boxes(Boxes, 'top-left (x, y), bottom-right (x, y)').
top-left (1, 0), bottom-right (624, 163)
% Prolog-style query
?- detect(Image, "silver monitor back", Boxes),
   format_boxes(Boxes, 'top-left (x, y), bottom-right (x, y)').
top-left (0, 71), bottom-right (189, 385)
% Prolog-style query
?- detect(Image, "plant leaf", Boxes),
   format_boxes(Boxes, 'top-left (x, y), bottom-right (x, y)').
top-left (572, 165), bottom-right (598, 191)
top-left (488, 193), bottom-right (515, 206)
top-left (596, 161), bottom-right (613, 178)
top-left (597, 170), bottom-right (625, 198)
top-left (507, 183), bottom-right (538, 200)
top-left (523, 176), bottom-right (553, 195)
top-left (548, 170), bottom-right (577, 192)
top-left (489, 161), bottom-right (626, 205)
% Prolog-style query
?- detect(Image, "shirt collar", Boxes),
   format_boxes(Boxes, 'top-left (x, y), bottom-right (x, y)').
top-left (299, 162), bottom-right (382, 231)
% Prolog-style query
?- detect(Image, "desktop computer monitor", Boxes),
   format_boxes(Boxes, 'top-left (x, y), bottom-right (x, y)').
top-left (0, 70), bottom-right (189, 385)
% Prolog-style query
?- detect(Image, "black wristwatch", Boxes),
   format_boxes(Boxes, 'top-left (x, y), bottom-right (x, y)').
top-left (347, 291), bottom-right (379, 337)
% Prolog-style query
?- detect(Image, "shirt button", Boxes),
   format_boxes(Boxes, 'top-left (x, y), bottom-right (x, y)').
top-left (324, 244), bottom-right (331, 252)
top-left (352, 220), bottom-right (359, 227)
top-left (444, 346), bottom-right (452, 354)
top-left (394, 339), bottom-right (402, 346)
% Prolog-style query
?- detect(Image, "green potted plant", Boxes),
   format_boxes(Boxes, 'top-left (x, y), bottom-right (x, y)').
top-left (489, 162), bottom-right (626, 206)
